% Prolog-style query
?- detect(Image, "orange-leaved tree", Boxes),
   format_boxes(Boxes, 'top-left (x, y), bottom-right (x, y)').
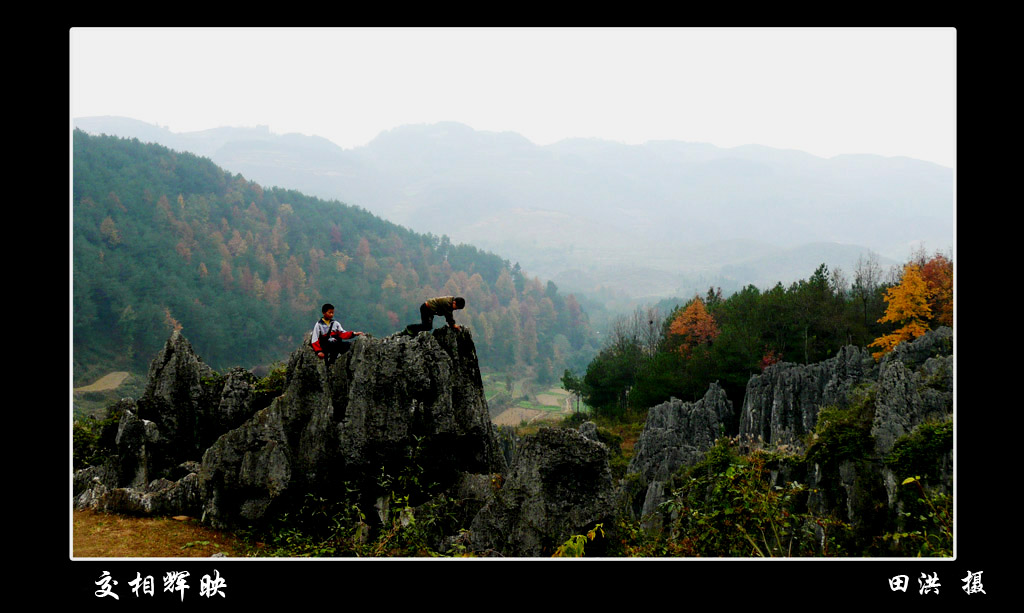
top-left (668, 296), bottom-right (720, 357)
top-left (920, 253), bottom-right (953, 328)
top-left (869, 264), bottom-right (933, 359)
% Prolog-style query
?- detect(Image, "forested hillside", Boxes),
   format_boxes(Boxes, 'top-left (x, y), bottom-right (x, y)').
top-left (72, 131), bottom-right (597, 385)
top-left (579, 255), bottom-right (953, 418)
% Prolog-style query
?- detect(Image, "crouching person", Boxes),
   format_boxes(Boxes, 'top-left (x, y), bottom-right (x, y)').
top-left (405, 296), bottom-right (465, 335)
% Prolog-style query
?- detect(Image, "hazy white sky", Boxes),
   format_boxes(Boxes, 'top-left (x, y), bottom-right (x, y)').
top-left (70, 27), bottom-right (956, 169)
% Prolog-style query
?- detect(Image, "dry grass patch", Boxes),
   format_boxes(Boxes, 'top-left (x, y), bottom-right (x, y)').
top-left (73, 509), bottom-right (249, 558)
top-left (74, 371), bottom-right (131, 393)
top-left (492, 406), bottom-right (544, 427)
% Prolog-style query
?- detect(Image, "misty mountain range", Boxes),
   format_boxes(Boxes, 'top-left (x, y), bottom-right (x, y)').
top-left (73, 116), bottom-right (954, 304)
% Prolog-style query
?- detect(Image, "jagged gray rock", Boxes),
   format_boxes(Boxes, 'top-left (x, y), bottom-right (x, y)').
top-left (73, 321), bottom-right (953, 556)
top-left (208, 367), bottom-right (260, 442)
top-left (796, 328), bottom-right (954, 544)
top-left (73, 398), bottom-right (171, 504)
top-left (468, 427), bottom-right (615, 557)
top-left (739, 344), bottom-right (876, 449)
top-left (578, 421), bottom-right (600, 442)
top-left (74, 327), bottom-right (506, 531)
top-left (883, 326), bottom-right (952, 371)
top-left (870, 328), bottom-right (954, 532)
top-left (628, 383), bottom-right (733, 484)
top-left (493, 425), bottom-right (518, 468)
top-left (74, 336), bottom-right (260, 514)
top-left (73, 398), bottom-right (139, 495)
top-left (872, 332), bottom-right (953, 456)
top-left (621, 328), bottom-right (954, 545)
top-left (135, 331), bottom-right (218, 478)
top-left (199, 327), bottom-right (506, 528)
top-left (73, 464), bottom-right (114, 506)
top-left (75, 467), bottom-right (203, 517)
top-left (622, 382), bottom-right (733, 528)
top-left (113, 406), bottom-right (162, 488)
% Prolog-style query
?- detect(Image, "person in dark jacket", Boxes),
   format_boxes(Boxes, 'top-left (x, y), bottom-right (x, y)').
top-left (312, 303), bottom-right (363, 365)
top-left (405, 296), bottom-right (465, 335)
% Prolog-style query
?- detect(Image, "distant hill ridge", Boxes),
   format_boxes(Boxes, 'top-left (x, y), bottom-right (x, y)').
top-left (74, 116), bottom-right (953, 299)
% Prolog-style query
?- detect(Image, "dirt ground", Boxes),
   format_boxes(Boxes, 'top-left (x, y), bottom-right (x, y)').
top-left (72, 509), bottom-right (249, 558)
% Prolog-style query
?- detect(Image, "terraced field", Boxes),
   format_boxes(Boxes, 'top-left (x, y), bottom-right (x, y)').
top-left (485, 372), bottom-right (576, 426)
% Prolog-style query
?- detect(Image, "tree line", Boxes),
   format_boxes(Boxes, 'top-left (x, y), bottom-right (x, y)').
top-left (571, 252), bottom-right (953, 418)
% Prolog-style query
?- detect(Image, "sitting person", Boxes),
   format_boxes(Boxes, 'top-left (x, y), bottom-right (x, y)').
top-left (311, 303), bottom-right (364, 365)
top-left (405, 296), bottom-right (465, 335)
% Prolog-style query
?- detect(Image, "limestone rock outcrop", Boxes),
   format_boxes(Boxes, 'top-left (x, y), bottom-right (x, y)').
top-left (75, 327), bottom-right (617, 555)
top-left (738, 345), bottom-right (876, 449)
top-left (871, 327), bottom-right (953, 457)
top-left (73, 323), bottom-right (952, 556)
top-left (621, 328), bottom-right (953, 544)
top-left (629, 383), bottom-right (733, 484)
top-left (73, 333), bottom-right (257, 516)
top-left (622, 382), bottom-right (733, 527)
top-left (75, 327), bottom-right (507, 530)
top-left (199, 327), bottom-right (505, 528)
top-left (134, 331), bottom-right (221, 478)
top-left (468, 427), bottom-right (616, 556)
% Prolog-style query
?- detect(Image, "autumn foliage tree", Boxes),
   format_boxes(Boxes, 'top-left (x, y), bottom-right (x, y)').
top-left (668, 296), bottom-right (720, 357)
top-left (869, 264), bottom-right (933, 359)
top-left (920, 253), bottom-right (953, 328)
top-left (100, 216), bottom-right (121, 247)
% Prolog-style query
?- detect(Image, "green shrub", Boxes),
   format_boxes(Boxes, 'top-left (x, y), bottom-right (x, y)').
top-left (552, 523), bottom-right (604, 557)
top-left (883, 420), bottom-right (953, 483)
top-left (874, 423), bottom-right (953, 557)
top-left (805, 387), bottom-right (877, 468)
top-left (72, 410), bottom-right (123, 470)
top-left (661, 449), bottom-right (804, 556)
top-left (253, 363), bottom-right (287, 410)
top-left (626, 439), bottom-right (854, 557)
top-left (73, 419), bottom-right (103, 470)
top-left (249, 490), bottom-right (368, 557)
top-left (877, 476), bottom-right (952, 557)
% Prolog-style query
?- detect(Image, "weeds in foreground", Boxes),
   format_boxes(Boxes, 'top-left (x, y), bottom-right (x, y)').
top-left (552, 523), bottom-right (604, 557)
top-left (877, 476), bottom-right (952, 557)
top-left (613, 439), bottom-right (855, 557)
